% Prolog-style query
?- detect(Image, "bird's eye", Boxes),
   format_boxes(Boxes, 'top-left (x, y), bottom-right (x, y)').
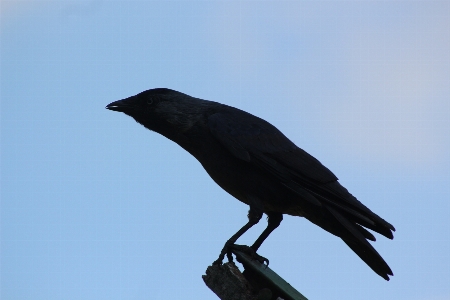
top-left (147, 98), bottom-right (153, 105)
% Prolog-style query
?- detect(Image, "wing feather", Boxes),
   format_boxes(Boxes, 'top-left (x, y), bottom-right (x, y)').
top-left (208, 111), bottom-right (395, 238)
top-left (208, 110), bottom-right (395, 279)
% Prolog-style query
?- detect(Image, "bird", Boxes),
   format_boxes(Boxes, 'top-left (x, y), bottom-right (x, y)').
top-left (106, 88), bottom-right (395, 280)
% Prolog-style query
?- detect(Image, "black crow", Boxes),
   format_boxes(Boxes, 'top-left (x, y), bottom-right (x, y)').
top-left (106, 88), bottom-right (395, 280)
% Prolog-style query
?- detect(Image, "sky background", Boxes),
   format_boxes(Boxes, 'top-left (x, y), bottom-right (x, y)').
top-left (1, 1), bottom-right (449, 300)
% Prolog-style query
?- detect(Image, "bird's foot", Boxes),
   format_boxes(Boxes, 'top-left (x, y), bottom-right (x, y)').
top-left (231, 244), bottom-right (269, 266)
top-left (212, 243), bottom-right (269, 266)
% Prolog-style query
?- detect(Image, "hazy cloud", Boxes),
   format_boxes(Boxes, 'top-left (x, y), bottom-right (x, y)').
top-left (213, 2), bottom-right (449, 168)
top-left (325, 11), bottom-right (449, 167)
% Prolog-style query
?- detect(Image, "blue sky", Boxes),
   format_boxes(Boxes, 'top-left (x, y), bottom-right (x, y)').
top-left (1, 1), bottom-right (449, 299)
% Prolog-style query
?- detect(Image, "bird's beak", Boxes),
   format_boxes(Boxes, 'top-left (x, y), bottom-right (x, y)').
top-left (106, 97), bottom-right (136, 112)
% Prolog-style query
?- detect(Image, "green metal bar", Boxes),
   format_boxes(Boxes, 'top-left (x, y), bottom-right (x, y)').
top-left (233, 250), bottom-right (308, 300)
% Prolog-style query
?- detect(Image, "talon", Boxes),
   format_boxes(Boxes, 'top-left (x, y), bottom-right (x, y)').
top-left (252, 253), bottom-right (269, 267)
top-left (226, 251), bottom-right (234, 263)
top-left (212, 259), bottom-right (222, 266)
top-left (260, 257), bottom-right (269, 267)
top-left (229, 244), bottom-right (269, 266)
top-left (213, 252), bottom-right (226, 265)
top-left (213, 241), bottom-right (234, 265)
top-left (214, 243), bottom-right (269, 268)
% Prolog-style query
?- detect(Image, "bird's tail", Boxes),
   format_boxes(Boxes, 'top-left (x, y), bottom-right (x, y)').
top-left (308, 204), bottom-right (393, 280)
top-left (341, 237), bottom-right (393, 280)
top-left (326, 206), bottom-right (393, 280)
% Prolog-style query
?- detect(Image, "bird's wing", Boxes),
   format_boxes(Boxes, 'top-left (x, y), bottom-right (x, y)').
top-left (208, 111), bottom-right (337, 182)
top-left (208, 111), bottom-right (395, 237)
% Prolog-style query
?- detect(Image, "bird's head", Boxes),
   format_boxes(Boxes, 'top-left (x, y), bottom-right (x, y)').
top-left (106, 88), bottom-right (212, 134)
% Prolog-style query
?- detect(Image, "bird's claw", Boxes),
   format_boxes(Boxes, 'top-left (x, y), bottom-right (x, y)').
top-left (212, 240), bottom-right (235, 265)
top-left (231, 244), bottom-right (269, 267)
top-left (212, 243), bottom-right (269, 267)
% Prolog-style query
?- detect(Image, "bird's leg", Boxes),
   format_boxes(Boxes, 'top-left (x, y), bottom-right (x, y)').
top-left (231, 212), bottom-right (283, 266)
top-left (213, 208), bottom-right (262, 266)
top-left (250, 212), bottom-right (283, 252)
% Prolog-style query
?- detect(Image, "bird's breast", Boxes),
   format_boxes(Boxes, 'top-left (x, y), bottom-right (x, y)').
top-left (176, 128), bottom-right (300, 214)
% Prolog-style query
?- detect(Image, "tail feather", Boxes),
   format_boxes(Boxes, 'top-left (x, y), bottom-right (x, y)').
top-left (342, 238), bottom-right (393, 281)
top-left (325, 205), bottom-right (393, 280)
top-left (306, 183), bottom-right (395, 239)
top-left (355, 223), bottom-right (376, 241)
top-left (327, 206), bottom-right (369, 245)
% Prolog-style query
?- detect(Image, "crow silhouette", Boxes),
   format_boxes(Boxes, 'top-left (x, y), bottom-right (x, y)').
top-left (106, 88), bottom-right (395, 280)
